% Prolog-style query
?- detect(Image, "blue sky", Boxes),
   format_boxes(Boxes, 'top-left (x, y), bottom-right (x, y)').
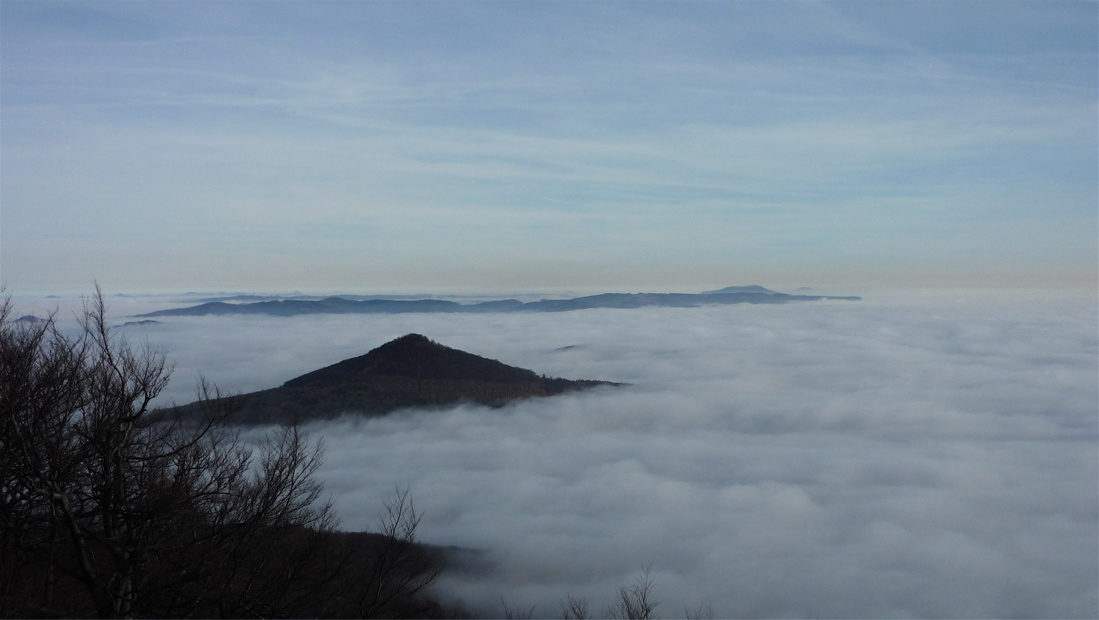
top-left (2, 0), bottom-right (1096, 293)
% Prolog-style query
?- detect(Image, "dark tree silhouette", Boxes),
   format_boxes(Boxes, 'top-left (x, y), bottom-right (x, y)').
top-left (603, 565), bottom-right (659, 620)
top-left (0, 288), bottom-right (395, 618)
top-left (351, 486), bottom-right (444, 617)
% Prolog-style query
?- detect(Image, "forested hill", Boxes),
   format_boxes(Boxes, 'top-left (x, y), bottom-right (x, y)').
top-left (185, 334), bottom-right (617, 425)
top-left (138, 287), bottom-right (861, 317)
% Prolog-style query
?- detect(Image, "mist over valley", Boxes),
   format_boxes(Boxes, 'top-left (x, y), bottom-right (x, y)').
top-left (3, 1), bottom-right (1094, 615)
top-left (15, 288), bottom-right (1095, 618)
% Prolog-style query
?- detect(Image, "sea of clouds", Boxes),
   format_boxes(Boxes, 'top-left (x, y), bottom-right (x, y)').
top-left (20, 289), bottom-right (1099, 618)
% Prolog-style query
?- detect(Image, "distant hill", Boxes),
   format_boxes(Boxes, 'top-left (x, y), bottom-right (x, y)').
top-left (117, 319), bottom-right (163, 328)
top-left (14, 315), bottom-right (45, 323)
top-left (178, 334), bottom-right (617, 425)
top-left (699, 285), bottom-right (777, 295)
top-left (139, 288), bottom-right (860, 317)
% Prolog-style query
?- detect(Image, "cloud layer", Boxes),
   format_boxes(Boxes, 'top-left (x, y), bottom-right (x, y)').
top-left (29, 290), bottom-right (1098, 617)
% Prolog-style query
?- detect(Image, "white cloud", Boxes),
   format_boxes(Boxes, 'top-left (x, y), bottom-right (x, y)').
top-left (42, 289), bottom-right (1096, 618)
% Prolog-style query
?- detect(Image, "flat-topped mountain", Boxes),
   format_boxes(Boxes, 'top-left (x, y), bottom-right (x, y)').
top-left (139, 286), bottom-right (860, 317)
top-left (188, 334), bottom-right (616, 425)
top-left (700, 285), bottom-right (777, 295)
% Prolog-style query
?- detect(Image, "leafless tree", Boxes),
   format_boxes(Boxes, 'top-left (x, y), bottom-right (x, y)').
top-left (603, 565), bottom-right (659, 620)
top-left (561, 593), bottom-right (590, 619)
top-left (353, 486), bottom-right (444, 617)
top-left (1, 287), bottom-right (337, 618)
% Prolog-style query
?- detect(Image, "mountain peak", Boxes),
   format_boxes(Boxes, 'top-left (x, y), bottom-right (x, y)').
top-left (283, 333), bottom-right (543, 389)
top-left (376, 333), bottom-right (439, 351)
top-left (196, 334), bottom-right (616, 424)
top-left (699, 285), bottom-right (777, 295)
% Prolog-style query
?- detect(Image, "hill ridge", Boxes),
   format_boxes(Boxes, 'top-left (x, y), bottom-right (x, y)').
top-left (283, 333), bottom-right (544, 389)
top-left (182, 334), bottom-right (616, 425)
top-left (138, 287), bottom-right (861, 317)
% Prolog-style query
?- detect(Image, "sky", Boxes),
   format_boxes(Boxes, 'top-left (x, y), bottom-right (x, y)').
top-left (2, 0), bottom-right (1096, 293)
top-left (21, 288), bottom-right (1095, 618)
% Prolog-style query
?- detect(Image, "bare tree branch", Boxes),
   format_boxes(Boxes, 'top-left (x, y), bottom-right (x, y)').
top-left (561, 593), bottom-right (590, 619)
top-left (1, 289), bottom-right (344, 618)
top-left (603, 565), bottom-right (659, 620)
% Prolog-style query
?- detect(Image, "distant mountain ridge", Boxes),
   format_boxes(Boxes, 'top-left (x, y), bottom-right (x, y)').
top-left (180, 334), bottom-right (616, 425)
top-left (699, 285), bottom-right (777, 295)
top-left (139, 287), bottom-right (860, 317)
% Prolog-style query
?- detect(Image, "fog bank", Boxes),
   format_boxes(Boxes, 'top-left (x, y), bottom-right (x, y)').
top-left (23, 290), bottom-right (1098, 617)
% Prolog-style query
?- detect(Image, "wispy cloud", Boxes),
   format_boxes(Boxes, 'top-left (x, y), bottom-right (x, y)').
top-left (2, 1), bottom-right (1095, 290)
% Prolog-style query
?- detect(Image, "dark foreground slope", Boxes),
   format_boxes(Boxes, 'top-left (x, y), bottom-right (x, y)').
top-left (192, 334), bottom-right (615, 425)
top-left (139, 287), bottom-right (861, 317)
top-left (5, 521), bottom-right (472, 619)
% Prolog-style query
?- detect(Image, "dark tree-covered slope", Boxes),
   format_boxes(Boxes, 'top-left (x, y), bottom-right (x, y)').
top-left (192, 334), bottom-right (616, 425)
